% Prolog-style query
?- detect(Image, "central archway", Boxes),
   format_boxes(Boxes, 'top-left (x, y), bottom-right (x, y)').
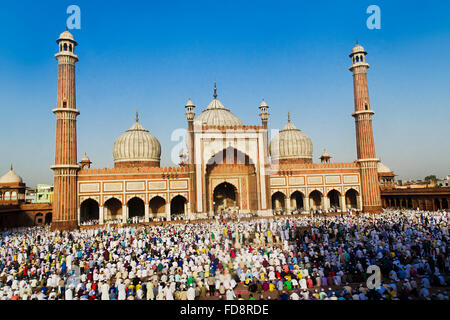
top-left (206, 147), bottom-right (257, 214)
top-left (213, 182), bottom-right (237, 214)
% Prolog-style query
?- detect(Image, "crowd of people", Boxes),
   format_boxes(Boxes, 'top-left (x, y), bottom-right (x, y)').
top-left (0, 209), bottom-right (448, 300)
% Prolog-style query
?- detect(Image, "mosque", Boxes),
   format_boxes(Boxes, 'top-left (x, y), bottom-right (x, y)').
top-left (2, 30), bottom-right (448, 231)
top-left (46, 29), bottom-right (395, 231)
top-left (47, 30), bottom-right (397, 230)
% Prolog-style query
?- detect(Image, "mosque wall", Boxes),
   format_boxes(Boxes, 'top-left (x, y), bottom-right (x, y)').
top-left (268, 163), bottom-right (362, 212)
top-left (0, 203), bottom-right (52, 229)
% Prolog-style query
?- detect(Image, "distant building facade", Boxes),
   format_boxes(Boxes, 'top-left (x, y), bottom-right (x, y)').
top-left (0, 166), bottom-right (52, 229)
top-left (437, 175), bottom-right (450, 187)
top-left (35, 184), bottom-right (54, 203)
top-left (381, 186), bottom-right (450, 211)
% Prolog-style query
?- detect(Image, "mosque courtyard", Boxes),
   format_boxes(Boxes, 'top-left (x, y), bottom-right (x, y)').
top-left (0, 209), bottom-right (448, 301)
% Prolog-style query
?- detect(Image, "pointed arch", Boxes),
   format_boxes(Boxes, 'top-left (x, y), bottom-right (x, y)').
top-left (271, 191), bottom-right (286, 211)
top-left (345, 188), bottom-right (358, 209)
top-left (206, 146), bottom-right (255, 168)
top-left (290, 190), bottom-right (304, 211)
top-left (104, 197), bottom-right (122, 220)
top-left (327, 189), bottom-right (341, 209)
top-left (309, 190), bottom-right (322, 209)
top-left (128, 197), bottom-right (145, 218)
top-left (149, 196), bottom-right (166, 215)
top-left (171, 195), bottom-right (187, 216)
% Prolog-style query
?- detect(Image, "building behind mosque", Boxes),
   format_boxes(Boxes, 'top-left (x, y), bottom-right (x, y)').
top-left (0, 166), bottom-right (52, 228)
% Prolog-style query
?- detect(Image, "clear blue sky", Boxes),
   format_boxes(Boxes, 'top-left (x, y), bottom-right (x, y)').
top-left (0, 0), bottom-right (449, 187)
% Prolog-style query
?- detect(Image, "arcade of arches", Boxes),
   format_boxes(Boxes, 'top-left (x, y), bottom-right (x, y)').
top-left (79, 194), bottom-right (189, 224)
top-left (270, 188), bottom-right (361, 213)
top-left (381, 187), bottom-right (450, 211)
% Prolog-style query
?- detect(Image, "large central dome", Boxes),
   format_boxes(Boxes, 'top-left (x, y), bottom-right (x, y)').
top-left (113, 113), bottom-right (161, 168)
top-left (270, 114), bottom-right (313, 164)
top-left (194, 83), bottom-right (243, 126)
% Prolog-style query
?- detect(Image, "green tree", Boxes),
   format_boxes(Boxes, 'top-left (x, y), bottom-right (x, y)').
top-left (424, 175), bottom-right (437, 182)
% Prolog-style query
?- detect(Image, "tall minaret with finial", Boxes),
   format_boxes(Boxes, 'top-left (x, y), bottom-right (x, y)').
top-left (51, 28), bottom-right (80, 230)
top-left (185, 95), bottom-right (196, 217)
top-left (349, 43), bottom-right (382, 213)
top-left (259, 98), bottom-right (269, 159)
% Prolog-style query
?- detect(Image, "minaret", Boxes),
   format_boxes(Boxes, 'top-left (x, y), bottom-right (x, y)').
top-left (349, 43), bottom-right (382, 213)
top-left (185, 97), bottom-right (196, 216)
top-left (185, 98), bottom-right (195, 163)
top-left (259, 99), bottom-right (269, 159)
top-left (50, 29), bottom-right (80, 230)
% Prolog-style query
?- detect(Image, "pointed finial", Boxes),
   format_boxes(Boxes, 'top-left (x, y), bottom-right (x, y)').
top-left (356, 39), bottom-right (358, 45)
top-left (213, 81), bottom-right (217, 99)
top-left (136, 109), bottom-right (139, 122)
top-left (288, 111), bottom-right (291, 123)
top-left (10, 163), bottom-right (13, 171)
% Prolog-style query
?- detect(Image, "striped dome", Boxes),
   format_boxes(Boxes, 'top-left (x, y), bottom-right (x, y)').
top-left (0, 167), bottom-right (23, 184)
top-left (270, 118), bottom-right (313, 162)
top-left (113, 120), bottom-right (161, 164)
top-left (195, 97), bottom-right (243, 126)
